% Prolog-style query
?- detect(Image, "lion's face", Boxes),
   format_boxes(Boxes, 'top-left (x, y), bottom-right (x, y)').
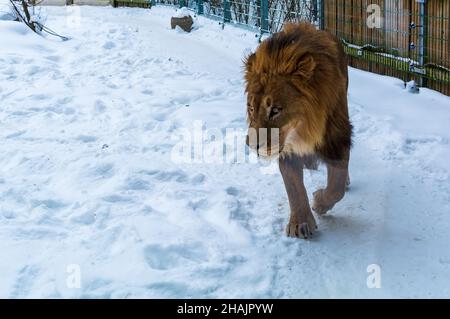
top-left (246, 75), bottom-right (307, 158)
top-left (244, 25), bottom-right (327, 159)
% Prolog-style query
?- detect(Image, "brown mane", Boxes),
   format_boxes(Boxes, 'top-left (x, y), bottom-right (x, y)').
top-left (245, 23), bottom-right (352, 162)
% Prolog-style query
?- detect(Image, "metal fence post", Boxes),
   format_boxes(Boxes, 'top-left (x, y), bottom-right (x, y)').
top-left (260, 0), bottom-right (269, 33)
top-left (318, 0), bottom-right (325, 30)
top-left (179, 0), bottom-right (185, 8)
top-left (418, 0), bottom-right (428, 88)
top-left (197, 0), bottom-right (203, 14)
top-left (223, 0), bottom-right (231, 23)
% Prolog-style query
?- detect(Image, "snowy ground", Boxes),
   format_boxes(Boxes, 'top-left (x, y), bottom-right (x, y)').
top-left (1, 6), bottom-right (449, 298)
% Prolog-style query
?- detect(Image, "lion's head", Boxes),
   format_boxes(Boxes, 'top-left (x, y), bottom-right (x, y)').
top-left (244, 23), bottom-right (336, 159)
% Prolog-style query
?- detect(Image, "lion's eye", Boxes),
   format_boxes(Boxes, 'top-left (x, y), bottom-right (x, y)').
top-left (248, 106), bottom-right (254, 114)
top-left (269, 107), bottom-right (281, 119)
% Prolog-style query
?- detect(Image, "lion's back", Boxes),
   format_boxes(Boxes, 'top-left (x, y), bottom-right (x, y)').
top-left (281, 23), bottom-right (352, 161)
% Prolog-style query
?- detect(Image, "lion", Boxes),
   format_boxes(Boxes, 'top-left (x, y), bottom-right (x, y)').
top-left (244, 23), bottom-right (352, 239)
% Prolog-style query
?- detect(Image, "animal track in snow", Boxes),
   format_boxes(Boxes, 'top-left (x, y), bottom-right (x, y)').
top-left (143, 243), bottom-right (206, 270)
top-left (10, 265), bottom-right (40, 298)
top-left (402, 136), bottom-right (445, 155)
top-left (140, 169), bottom-right (188, 183)
top-left (87, 163), bottom-right (115, 179)
top-left (123, 177), bottom-right (153, 191)
top-left (76, 135), bottom-right (97, 143)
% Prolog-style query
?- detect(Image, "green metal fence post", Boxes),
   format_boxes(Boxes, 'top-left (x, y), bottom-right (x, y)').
top-left (418, 0), bottom-right (428, 88)
top-left (197, 0), bottom-right (203, 15)
top-left (260, 0), bottom-right (268, 33)
top-left (223, 0), bottom-right (231, 23)
top-left (179, 0), bottom-right (185, 8)
top-left (318, 0), bottom-right (324, 30)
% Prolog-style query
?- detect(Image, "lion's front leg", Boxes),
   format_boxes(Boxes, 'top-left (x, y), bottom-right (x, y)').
top-left (279, 154), bottom-right (317, 239)
top-left (312, 157), bottom-right (349, 215)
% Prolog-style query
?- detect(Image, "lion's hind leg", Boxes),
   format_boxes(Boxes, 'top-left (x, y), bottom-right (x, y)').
top-left (312, 155), bottom-right (349, 216)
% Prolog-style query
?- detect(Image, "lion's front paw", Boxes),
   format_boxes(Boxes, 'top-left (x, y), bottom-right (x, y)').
top-left (286, 219), bottom-right (316, 239)
top-left (312, 189), bottom-right (335, 215)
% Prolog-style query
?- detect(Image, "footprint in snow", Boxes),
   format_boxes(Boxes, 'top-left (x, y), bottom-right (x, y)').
top-left (31, 199), bottom-right (68, 210)
top-left (191, 173), bottom-right (206, 185)
top-left (14, 227), bottom-right (66, 240)
top-left (88, 163), bottom-right (115, 179)
top-left (143, 243), bottom-right (206, 270)
top-left (10, 265), bottom-right (40, 298)
top-left (29, 93), bottom-right (50, 101)
top-left (102, 194), bottom-right (132, 203)
top-left (70, 210), bottom-right (96, 225)
top-left (76, 135), bottom-right (97, 143)
top-left (225, 186), bottom-right (239, 197)
top-left (188, 198), bottom-right (208, 211)
top-left (123, 177), bottom-right (153, 191)
top-left (151, 112), bottom-right (169, 122)
top-left (145, 282), bottom-right (191, 297)
top-left (94, 100), bottom-right (107, 113)
top-left (402, 136), bottom-right (445, 154)
top-left (57, 96), bottom-right (74, 105)
top-left (141, 89), bottom-right (153, 95)
top-left (5, 130), bottom-right (26, 139)
top-left (27, 65), bottom-right (46, 77)
top-left (81, 278), bottom-right (113, 298)
top-left (1, 210), bottom-right (17, 220)
top-left (44, 55), bottom-right (61, 62)
top-left (228, 199), bottom-right (251, 227)
top-left (140, 169), bottom-right (188, 183)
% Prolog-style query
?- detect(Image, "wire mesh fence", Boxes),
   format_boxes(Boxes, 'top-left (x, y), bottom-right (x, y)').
top-left (154, 0), bottom-right (450, 96)
top-left (155, 0), bottom-right (319, 30)
top-left (324, 0), bottom-right (449, 96)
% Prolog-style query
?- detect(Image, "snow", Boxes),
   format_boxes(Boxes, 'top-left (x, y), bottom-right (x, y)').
top-left (0, 6), bottom-right (449, 298)
top-left (172, 7), bottom-right (192, 18)
top-left (0, 0), bottom-right (15, 21)
top-left (405, 80), bottom-right (419, 94)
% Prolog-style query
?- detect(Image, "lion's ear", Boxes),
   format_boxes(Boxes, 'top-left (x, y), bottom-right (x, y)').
top-left (295, 54), bottom-right (316, 80)
top-left (244, 53), bottom-right (256, 75)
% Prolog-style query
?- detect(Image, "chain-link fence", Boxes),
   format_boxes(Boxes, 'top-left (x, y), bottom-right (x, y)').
top-left (155, 0), bottom-right (319, 31)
